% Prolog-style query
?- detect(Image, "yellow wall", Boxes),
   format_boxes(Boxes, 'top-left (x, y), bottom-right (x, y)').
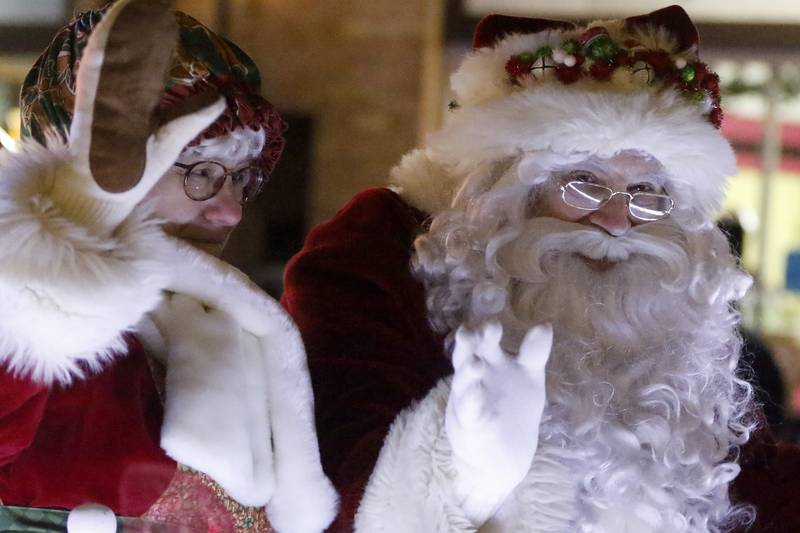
top-left (724, 168), bottom-right (800, 290)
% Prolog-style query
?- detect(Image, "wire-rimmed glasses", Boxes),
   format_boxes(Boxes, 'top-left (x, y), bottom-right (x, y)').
top-left (174, 161), bottom-right (266, 204)
top-left (559, 180), bottom-right (674, 221)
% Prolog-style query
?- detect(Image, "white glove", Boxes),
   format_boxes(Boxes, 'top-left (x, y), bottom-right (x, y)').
top-left (445, 321), bottom-right (552, 525)
top-left (49, 0), bottom-right (225, 234)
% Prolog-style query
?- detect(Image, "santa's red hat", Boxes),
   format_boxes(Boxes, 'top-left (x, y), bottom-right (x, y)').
top-left (392, 5), bottom-right (735, 220)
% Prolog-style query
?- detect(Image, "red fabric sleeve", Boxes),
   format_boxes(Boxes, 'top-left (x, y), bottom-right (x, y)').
top-left (0, 367), bottom-right (49, 469)
top-left (282, 188), bottom-right (452, 531)
top-left (0, 337), bottom-right (175, 516)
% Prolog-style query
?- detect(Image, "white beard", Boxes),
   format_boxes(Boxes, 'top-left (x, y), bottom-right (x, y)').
top-left (414, 211), bottom-right (756, 532)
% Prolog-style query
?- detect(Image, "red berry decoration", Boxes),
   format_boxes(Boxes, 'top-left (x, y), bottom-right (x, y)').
top-left (613, 49), bottom-right (631, 67)
top-left (703, 74), bottom-right (721, 102)
top-left (693, 62), bottom-right (710, 85)
top-left (590, 60), bottom-right (614, 81)
top-left (506, 55), bottom-right (533, 80)
top-left (555, 64), bottom-right (582, 84)
top-left (703, 75), bottom-right (719, 93)
top-left (500, 31), bottom-right (726, 125)
top-left (709, 106), bottom-right (724, 129)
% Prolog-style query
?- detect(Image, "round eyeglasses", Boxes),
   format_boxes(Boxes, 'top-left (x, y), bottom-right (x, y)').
top-left (559, 180), bottom-right (674, 221)
top-left (174, 161), bottom-right (266, 204)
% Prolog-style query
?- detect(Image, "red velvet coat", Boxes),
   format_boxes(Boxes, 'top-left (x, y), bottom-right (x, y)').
top-left (0, 336), bottom-right (176, 515)
top-left (282, 187), bottom-right (800, 532)
top-left (0, 339), bottom-right (276, 532)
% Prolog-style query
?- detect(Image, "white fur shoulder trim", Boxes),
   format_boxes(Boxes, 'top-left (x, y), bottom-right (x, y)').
top-left (357, 377), bottom-right (584, 533)
top-left (156, 240), bottom-right (338, 532)
top-left (356, 378), bottom-right (476, 533)
top-left (0, 140), bottom-right (170, 385)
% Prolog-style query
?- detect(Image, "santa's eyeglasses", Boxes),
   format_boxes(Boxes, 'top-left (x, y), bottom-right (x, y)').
top-left (174, 161), bottom-right (266, 204)
top-left (560, 180), bottom-right (674, 221)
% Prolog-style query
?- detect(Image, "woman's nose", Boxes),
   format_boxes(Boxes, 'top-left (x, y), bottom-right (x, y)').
top-left (202, 179), bottom-right (242, 227)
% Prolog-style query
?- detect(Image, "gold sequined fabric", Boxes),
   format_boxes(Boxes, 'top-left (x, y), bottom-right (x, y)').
top-left (142, 465), bottom-right (273, 532)
top-left (142, 355), bottom-right (273, 532)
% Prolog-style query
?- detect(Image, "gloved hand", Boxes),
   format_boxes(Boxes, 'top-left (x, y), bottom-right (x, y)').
top-left (49, 0), bottom-right (225, 234)
top-left (445, 321), bottom-right (552, 525)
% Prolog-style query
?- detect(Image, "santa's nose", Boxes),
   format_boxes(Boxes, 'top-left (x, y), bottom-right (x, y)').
top-left (588, 195), bottom-right (631, 237)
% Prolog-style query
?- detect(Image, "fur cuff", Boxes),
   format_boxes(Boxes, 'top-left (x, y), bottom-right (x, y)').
top-left (0, 142), bottom-right (170, 385)
top-left (266, 472), bottom-right (338, 533)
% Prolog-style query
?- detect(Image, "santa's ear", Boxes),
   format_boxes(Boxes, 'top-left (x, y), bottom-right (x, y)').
top-left (69, 0), bottom-right (218, 195)
top-left (624, 5), bottom-right (699, 52)
top-left (472, 14), bottom-right (576, 49)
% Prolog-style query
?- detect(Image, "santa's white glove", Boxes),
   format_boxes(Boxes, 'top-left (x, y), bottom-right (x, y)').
top-left (49, 0), bottom-right (225, 234)
top-left (445, 321), bottom-right (552, 525)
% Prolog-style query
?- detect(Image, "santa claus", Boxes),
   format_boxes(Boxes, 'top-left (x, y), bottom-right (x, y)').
top-left (283, 5), bottom-right (800, 532)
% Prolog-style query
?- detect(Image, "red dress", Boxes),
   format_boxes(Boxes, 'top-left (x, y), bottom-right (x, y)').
top-left (0, 336), bottom-right (173, 515)
top-left (0, 336), bottom-right (272, 532)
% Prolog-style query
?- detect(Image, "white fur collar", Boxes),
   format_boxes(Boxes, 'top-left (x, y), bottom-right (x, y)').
top-left (142, 239), bottom-right (338, 533)
top-left (391, 86), bottom-right (735, 218)
top-left (0, 144), bottom-right (171, 385)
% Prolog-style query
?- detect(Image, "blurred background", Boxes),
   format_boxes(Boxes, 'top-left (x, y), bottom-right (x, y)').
top-left (2, 0), bottom-right (800, 438)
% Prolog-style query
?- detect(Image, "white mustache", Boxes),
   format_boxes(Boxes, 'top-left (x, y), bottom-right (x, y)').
top-left (500, 217), bottom-right (691, 284)
top-left (553, 230), bottom-right (638, 261)
top-left (536, 217), bottom-right (683, 258)
top-left (539, 229), bottom-right (664, 262)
